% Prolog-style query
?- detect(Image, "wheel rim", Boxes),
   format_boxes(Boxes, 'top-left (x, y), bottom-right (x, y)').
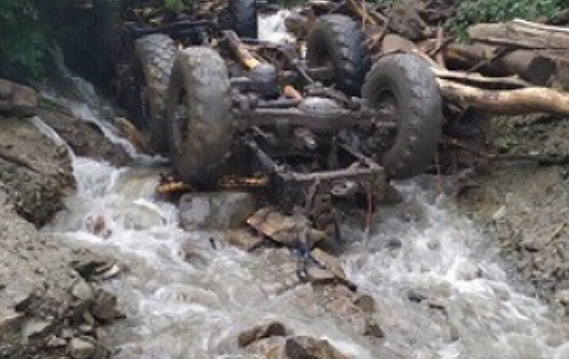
top-left (367, 88), bottom-right (400, 158)
top-left (172, 90), bottom-right (189, 156)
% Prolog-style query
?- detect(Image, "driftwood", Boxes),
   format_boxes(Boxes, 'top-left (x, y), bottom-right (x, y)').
top-left (438, 42), bottom-right (559, 85)
top-left (468, 19), bottom-right (569, 49)
top-left (432, 68), bottom-right (532, 89)
top-left (438, 79), bottom-right (569, 117)
top-left (222, 30), bottom-right (263, 69)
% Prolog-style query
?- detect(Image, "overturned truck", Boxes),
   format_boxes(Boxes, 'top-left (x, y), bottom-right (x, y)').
top-left (96, 0), bottom-right (443, 220)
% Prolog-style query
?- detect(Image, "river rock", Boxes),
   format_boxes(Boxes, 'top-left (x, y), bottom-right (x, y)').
top-left (21, 318), bottom-right (53, 339)
top-left (247, 207), bottom-right (327, 249)
top-left (179, 192), bottom-right (256, 231)
top-left (227, 229), bottom-right (264, 251)
top-left (91, 289), bottom-right (122, 322)
top-left (258, 248), bottom-right (302, 295)
top-left (238, 321), bottom-right (288, 347)
top-left (307, 249), bottom-right (353, 289)
top-left (354, 294), bottom-right (376, 313)
top-left (71, 280), bottom-right (95, 301)
top-left (0, 116), bottom-right (74, 226)
top-left (0, 78), bottom-right (37, 117)
top-left (36, 101), bottom-right (131, 166)
top-left (285, 336), bottom-right (350, 359)
top-left (319, 285), bottom-right (383, 338)
top-left (68, 337), bottom-right (95, 359)
top-left (246, 336), bottom-right (287, 359)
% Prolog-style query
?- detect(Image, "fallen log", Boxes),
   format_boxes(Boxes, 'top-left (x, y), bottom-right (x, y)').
top-left (432, 68), bottom-right (531, 89)
top-left (437, 42), bottom-right (559, 85)
top-left (438, 79), bottom-right (569, 117)
top-left (468, 19), bottom-right (569, 49)
top-left (222, 30), bottom-right (264, 70)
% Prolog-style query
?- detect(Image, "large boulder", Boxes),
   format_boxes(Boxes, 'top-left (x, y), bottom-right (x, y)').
top-left (179, 192), bottom-right (256, 231)
top-left (35, 100), bottom-right (131, 166)
top-left (0, 116), bottom-right (74, 226)
top-left (0, 79), bottom-right (37, 117)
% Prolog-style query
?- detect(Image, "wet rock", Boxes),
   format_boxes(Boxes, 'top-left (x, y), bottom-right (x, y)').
top-left (21, 318), bottom-right (53, 339)
top-left (71, 280), bottom-right (95, 301)
top-left (0, 78), bottom-right (37, 117)
top-left (71, 258), bottom-right (122, 282)
top-left (259, 248), bottom-right (302, 295)
top-left (354, 294), bottom-right (376, 313)
top-left (11, 85), bottom-right (37, 117)
top-left (35, 100), bottom-right (131, 166)
top-left (85, 215), bottom-right (112, 238)
top-left (115, 116), bottom-right (152, 154)
top-left (91, 289), bottom-right (122, 322)
top-left (238, 322), bottom-right (288, 347)
top-left (247, 207), bottom-right (327, 249)
top-left (68, 337), bottom-right (95, 359)
top-left (285, 336), bottom-right (350, 359)
top-left (318, 285), bottom-right (382, 337)
top-left (227, 229), bottom-right (264, 251)
top-left (0, 117), bottom-right (74, 226)
top-left (555, 289), bottom-right (569, 306)
top-left (179, 192), bottom-right (256, 231)
top-left (364, 319), bottom-right (384, 338)
top-left (308, 249), bottom-right (352, 288)
top-left (246, 336), bottom-right (287, 359)
top-left (46, 334), bottom-right (67, 347)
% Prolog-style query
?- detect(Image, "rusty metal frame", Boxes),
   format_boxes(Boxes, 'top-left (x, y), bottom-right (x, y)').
top-left (241, 136), bottom-right (385, 211)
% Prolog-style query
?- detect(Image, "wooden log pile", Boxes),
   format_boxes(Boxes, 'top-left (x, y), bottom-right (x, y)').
top-left (294, 0), bottom-right (569, 118)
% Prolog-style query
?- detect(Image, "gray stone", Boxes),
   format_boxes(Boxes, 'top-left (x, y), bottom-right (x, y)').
top-left (179, 192), bottom-right (255, 231)
top-left (354, 294), bottom-right (376, 313)
top-left (11, 84), bottom-right (37, 117)
top-left (227, 229), bottom-right (264, 251)
top-left (308, 248), bottom-right (350, 286)
top-left (68, 337), bottom-right (95, 359)
top-left (92, 289), bottom-right (122, 322)
top-left (238, 321), bottom-right (288, 347)
top-left (555, 289), bottom-right (569, 306)
top-left (246, 336), bottom-right (287, 359)
top-left (46, 335), bottom-right (67, 348)
top-left (71, 279), bottom-right (94, 301)
top-left (0, 79), bottom-right (13, 99)
top-left (285, 336), bottom-right (350, 359)
top-left (21, 318), bottom-right (52, 339)
top-left (247, 207), bottom-right (326, 248)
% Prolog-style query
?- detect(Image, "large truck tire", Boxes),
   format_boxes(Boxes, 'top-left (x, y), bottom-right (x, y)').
top-left (362, 54), bottom-right (443, 179)
top-left (166, 47), bottom-right (235, 188)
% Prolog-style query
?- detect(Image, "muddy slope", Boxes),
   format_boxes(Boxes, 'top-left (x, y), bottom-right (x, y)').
top-left (458, 114), bottom-right (569, 306)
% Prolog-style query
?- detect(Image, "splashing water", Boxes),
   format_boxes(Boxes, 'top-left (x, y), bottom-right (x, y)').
top-left (38, 10), bottom-right (569, 359)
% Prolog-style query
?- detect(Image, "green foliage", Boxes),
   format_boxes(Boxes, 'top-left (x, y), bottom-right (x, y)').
top-left (164, 0), bottom-right (185, 12)
top-left (447, 0), bottom-right (565, 40)
top-left (0, 0), bottom-right (50, 77)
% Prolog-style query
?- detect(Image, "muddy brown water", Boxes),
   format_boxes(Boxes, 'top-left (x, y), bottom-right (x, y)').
top-left (33, 12), bottom-right (569, 359)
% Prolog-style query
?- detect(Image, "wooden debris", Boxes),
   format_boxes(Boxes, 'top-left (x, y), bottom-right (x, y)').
top-left (438, 79), bottom-right (569, 117)
top-left (468, 19), bottom-right (569, 49)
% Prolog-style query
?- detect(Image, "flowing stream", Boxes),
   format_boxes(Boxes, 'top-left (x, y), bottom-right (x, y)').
top-left (35, 12), bottom-right (569, 359)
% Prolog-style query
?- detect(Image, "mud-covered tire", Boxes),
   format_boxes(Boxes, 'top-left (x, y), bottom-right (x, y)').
top-left (306, 15), bottom-right (371, 97)
top-left (228, 0), bottom-right (258, 38)
top-left (362, 54), bottom-right (442, 179)
top-left (166, 47), bottom-right (235, 188)
top-left (132, 34), bottom-right (176, 154)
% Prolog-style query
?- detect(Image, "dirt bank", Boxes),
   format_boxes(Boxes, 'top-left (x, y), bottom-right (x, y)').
top-left (0, 94), bottom-right (128, 358)
top-left (457, 113), bottom-right (569, 308)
